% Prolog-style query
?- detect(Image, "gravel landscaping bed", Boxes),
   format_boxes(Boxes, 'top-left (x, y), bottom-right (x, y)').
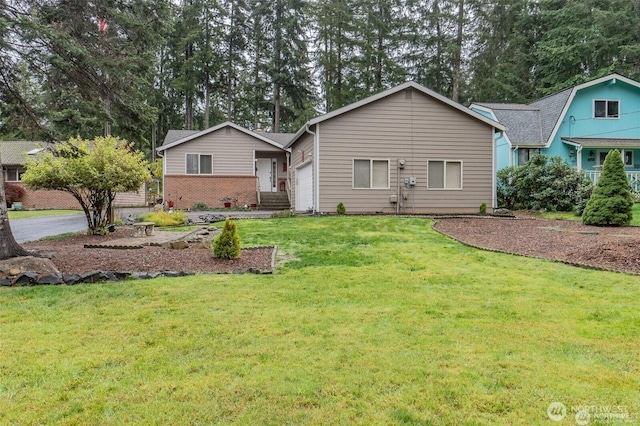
top-left (433, 215), bottom-right (640, 275)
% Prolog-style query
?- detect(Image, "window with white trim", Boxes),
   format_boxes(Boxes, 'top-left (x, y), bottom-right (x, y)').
top-left (428, 160), bottom-right (462, 189)
top-left (5, 167), bottom-right (25, 181)
top-left (186, 154), bottom-right (212, 174)
top-left (598, 150), bottom-right (633, 167)
top-left (353, 159), bottom-right (389, 189)
top-left (517, 148), bottom-right (540, 165)
top-left (594, 100), bottom-right (619, 118)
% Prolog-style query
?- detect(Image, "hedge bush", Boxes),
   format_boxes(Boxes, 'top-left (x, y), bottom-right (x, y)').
top-left (582, 150), bottom-right (634, 226)
top-left (497, 154), bottom-right (592, 213)
top-left (139, 210), bottom-right (188, 227)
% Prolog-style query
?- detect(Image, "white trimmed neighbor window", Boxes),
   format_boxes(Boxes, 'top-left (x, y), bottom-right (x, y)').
top-left (186, 154), bottom-right (212, 174)
top-left (598, 150), bottom-right (633, 167)
top-left (353, 159), bottom-right (389, 189)
top-left (5, 167), bottom-right (25, 181)
top-left (428, 160), bottom-right (462, 189)
top-left (518, 148), bottom-right (540, 165)
top-left (594, 100), bottom-right (619, 118)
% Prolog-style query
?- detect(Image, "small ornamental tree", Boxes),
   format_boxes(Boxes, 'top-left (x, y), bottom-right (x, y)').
top-left (22, 137), bottom-right (151, 235)
top-left (582, 150), bottom-right (634, 226)
top-left (212, 218), bottom-right (241, 259)
top-left (4, 182), bottom-right (26, 205)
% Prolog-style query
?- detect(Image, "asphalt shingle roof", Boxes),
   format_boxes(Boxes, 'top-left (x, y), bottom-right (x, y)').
top-left (162, 130), bottom-right (199, 146)
top-left (0, 141), bottom-right (54, 165)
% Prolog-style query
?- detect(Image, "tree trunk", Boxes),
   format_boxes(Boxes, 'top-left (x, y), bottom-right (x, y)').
top-left (452, 0), bottom-right (465, 102)
top-left (0, 158), bottom-right (33, 259)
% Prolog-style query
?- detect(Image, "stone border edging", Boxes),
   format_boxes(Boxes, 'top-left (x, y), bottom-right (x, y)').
top-left (1, 246), bottom-right (278, 287)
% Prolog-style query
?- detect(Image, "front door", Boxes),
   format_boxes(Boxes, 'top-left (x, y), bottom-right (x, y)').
top-left (257, 158), bottom-right (276, 192)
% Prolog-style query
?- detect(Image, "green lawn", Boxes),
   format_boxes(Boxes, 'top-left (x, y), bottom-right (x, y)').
top-left (1, 217), bottom-right (638, 424)
top-left (7, 209), bottom-right (82, 220)
top-left (538, 203), bottom-right (640, 226)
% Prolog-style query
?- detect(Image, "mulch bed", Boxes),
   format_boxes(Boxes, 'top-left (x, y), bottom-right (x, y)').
top-left (19, 215), bottom-right (640, 277)
top-left (22, 227), bottom-right (275, 275)
top-left (433, 215), bottom-right (640, 275)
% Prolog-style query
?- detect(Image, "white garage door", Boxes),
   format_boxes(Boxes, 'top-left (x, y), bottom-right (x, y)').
top-left (295, 163), bottom-right (313, 211)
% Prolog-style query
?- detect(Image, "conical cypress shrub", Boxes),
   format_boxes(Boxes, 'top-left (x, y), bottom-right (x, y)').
top-left (212, 218), bottom-right (241, 259)
top-left (582, 150), bottom-right (634, 226)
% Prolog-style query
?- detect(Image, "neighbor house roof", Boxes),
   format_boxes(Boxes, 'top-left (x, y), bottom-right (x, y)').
top-left (285, 81), bottom-right (505, 148)
top-left (472, 73), bottom-right (640, 148)
top-left (0, 141), bottom-right (55, 165)
top-left (157, 122), bottom-right (289, 152)
top-left (473, 103), bottom-right (544, 146)
top-left (561, 137), bottom-right (640, 148)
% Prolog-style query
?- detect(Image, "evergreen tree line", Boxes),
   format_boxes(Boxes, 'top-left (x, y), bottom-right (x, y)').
top-left (1, 0), bottom-right (640, 156)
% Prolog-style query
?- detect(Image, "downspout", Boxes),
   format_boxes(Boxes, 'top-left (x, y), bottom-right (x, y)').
top-left (513, 145), bottom-right (519, 166)
top-left (285, 151), bottom-right (291, 206)
top-left (158, 149), bottom-right (165, 207)
top-left (304, 123), bottom-right (317, 214)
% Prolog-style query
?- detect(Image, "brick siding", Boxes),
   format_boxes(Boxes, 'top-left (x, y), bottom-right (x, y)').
top-left (11, 183), bottom-right (148, 210)
top-left (164, 175), bottom-right (258, 210)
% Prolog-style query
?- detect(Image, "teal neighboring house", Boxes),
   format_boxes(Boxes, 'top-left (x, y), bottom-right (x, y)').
top-left (470, 73), bottom-right (640, 190)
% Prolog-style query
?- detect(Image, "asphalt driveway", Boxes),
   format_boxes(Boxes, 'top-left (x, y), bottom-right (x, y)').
top-left (11, 213), bottom-right (87, 243)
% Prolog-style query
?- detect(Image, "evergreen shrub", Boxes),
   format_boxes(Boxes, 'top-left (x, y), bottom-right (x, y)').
top-left (582, 150), bottom-right (634, 226)
top-left (212, 218), bottom-right (241, 259)
top-left (336, 202), bottom-right (346, 215)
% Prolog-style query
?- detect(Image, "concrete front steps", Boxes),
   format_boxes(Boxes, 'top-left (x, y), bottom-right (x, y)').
top-left (259, 191), bottom-right (290, 210)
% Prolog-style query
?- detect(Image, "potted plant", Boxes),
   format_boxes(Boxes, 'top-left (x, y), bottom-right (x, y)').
top-left (4, 182), bottom-right (26, 209)
top-left (220, 196), bottom-right (237, 208)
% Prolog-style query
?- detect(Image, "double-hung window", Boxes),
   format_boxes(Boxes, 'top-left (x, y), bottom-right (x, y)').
top-left (428, 160), bottom-right (462, 189)
top-left (518, 148), bottom-right (540, 165)
top-left (5, 167), bottom-right (24, 181)
top-left (186, 154), bottom-right (212, 174)
top-left (594, 100), bottom-right (619, 118)
top-left (353, 159), bottom-right (389, 189)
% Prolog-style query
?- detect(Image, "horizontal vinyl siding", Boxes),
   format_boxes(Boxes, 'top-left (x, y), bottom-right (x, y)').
top-left (164, 127), bottom-right (284, 175)
top-left (317, 89), bottom-right (494, 213)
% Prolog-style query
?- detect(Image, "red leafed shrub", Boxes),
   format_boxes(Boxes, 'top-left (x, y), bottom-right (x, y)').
top-left (4, 182), bottom-right (26, 204)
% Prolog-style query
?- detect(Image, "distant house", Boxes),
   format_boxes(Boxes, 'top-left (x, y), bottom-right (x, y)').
top-left (1, 140), bottom-right (147, 209)
top-left (470, 73), bottom-right (640, 190)
top-left (284, 81), bottom-right (505, 214)
top-left (156, 122), bottom-right (293, 210)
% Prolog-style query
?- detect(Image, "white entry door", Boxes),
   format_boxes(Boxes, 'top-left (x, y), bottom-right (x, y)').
top-left (257, 158), bottom-right (276, 192)
top-left (296, 162), bottom-right (313, 211)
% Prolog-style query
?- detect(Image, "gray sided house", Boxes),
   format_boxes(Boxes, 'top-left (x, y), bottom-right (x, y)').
top-left (285, 82), bottom-right (505, 214)
top-left (157, 122), bottom-right (293, 210)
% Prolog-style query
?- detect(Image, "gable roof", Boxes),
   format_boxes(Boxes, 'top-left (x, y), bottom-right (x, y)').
top-left (472, 73), bottom-right (640, 148)
top-left (0, 141), bottom-right (55, 165)
top-left (285, 81), bottom-right (505, 148)
top-left (157, 121), bottom-right (289, 152)
top-left (163, 130), bottom-right (199, 146)
top-left (473, 103), bottom-right (544, 146)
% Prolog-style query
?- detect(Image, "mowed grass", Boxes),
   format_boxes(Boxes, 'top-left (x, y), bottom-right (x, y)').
top-left (8, 209), bottom-right (82, 220)
top-left (538, 203), bottom-right (640, 225)
top-left (1, 217), bottom-right (639, 425)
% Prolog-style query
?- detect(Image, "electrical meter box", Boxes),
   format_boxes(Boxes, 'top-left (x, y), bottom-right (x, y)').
top-left (409, 177), bottom-right (417, 186)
